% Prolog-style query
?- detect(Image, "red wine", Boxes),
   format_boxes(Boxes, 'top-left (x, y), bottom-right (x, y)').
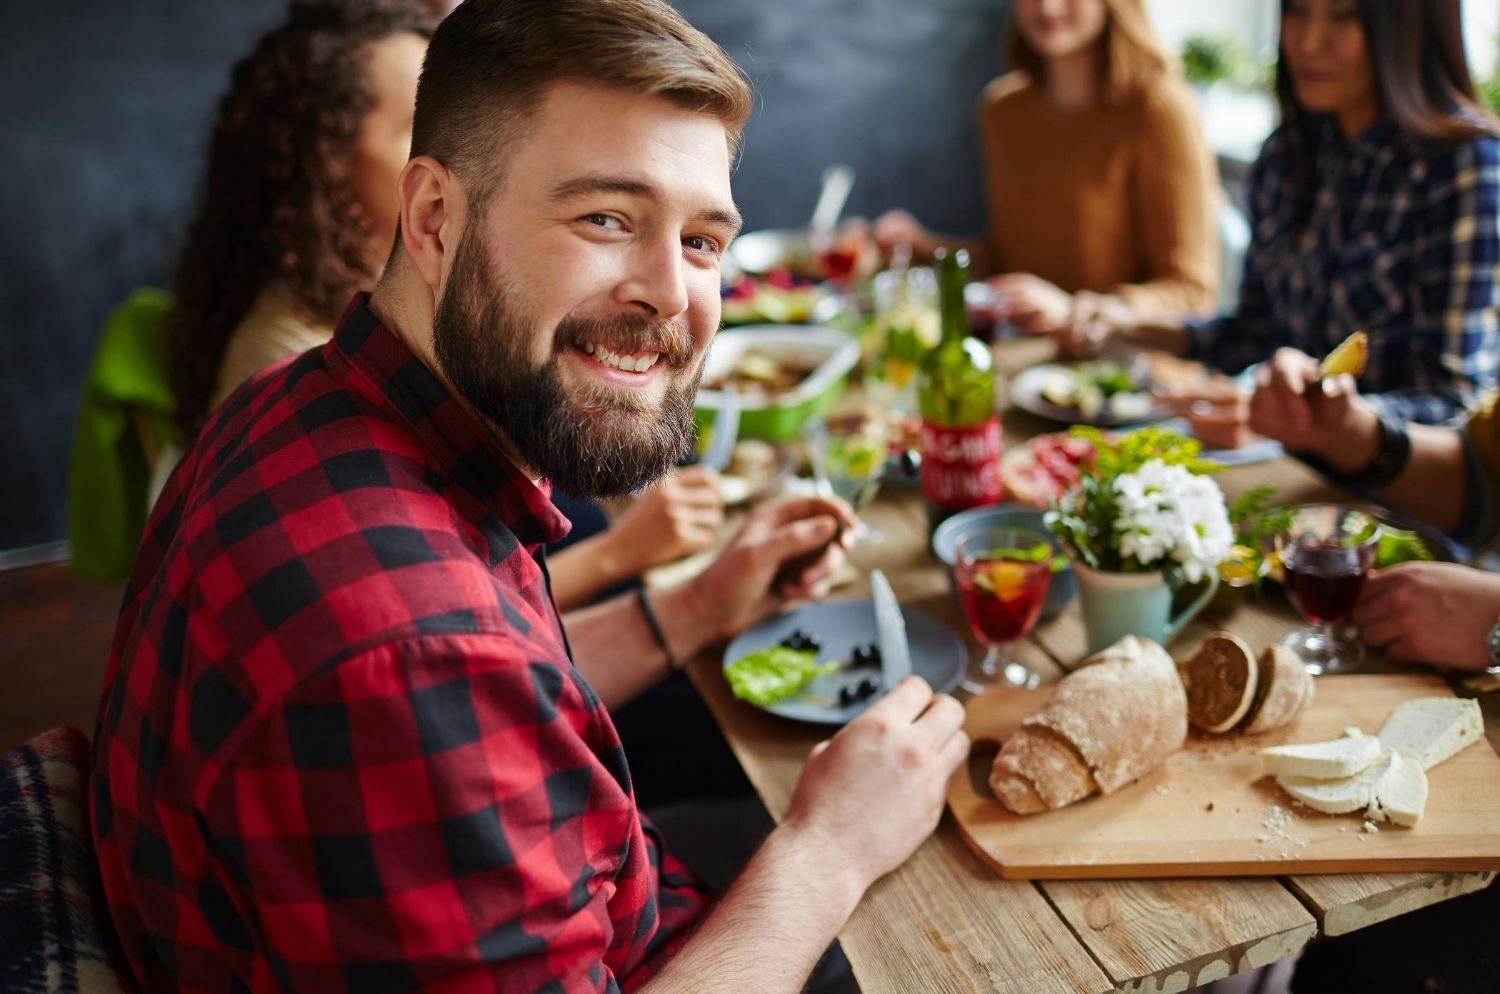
top-left (1283, 541), bottom-right (1372, 624)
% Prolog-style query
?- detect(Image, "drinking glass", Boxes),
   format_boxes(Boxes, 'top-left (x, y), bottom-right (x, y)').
top-left (1274, 504), bottom-right (1381, 675)
top-left (955, 526), bottom-right (1053, 692)
top-left (803, 410), bottom-right (891, 544)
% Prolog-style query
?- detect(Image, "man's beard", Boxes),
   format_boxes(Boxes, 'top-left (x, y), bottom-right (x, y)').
top-left (432, 230), bottom-right (704, 500)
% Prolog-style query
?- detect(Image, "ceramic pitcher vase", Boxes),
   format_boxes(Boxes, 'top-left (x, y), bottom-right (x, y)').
top-left (1072, 562), bottom-right (1219, 656)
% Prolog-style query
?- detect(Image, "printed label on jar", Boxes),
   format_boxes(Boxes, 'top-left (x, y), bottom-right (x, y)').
top-left (920, 417), bottom-right (1003, 510)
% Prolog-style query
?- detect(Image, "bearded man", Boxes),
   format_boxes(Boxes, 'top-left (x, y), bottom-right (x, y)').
top-left (90, 1), bottom-right (968, 991)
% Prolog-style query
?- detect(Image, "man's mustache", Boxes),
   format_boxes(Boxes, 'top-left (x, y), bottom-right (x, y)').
top-left (555, 312), bottom-right (696, 370)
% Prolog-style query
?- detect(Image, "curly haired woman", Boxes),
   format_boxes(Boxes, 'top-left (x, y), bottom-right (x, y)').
top-left (169, 0), bottom-right (435, 437)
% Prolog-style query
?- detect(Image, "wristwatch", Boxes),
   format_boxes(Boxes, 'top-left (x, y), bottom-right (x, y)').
top-left (1344, 409), bottom-right (1412, 490)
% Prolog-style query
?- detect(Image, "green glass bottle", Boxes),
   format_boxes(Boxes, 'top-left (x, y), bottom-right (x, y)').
top-left (917, 248), bottom-right (1001, 529)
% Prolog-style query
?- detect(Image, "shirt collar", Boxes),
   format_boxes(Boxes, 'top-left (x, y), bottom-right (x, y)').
top-left (329, 293), bottom-right (572, 550)
top-left (1315, 112), bottom-right (1403, 163)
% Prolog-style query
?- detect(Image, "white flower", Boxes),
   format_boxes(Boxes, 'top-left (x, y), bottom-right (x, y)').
top-left (1111, 460), bottom-right (1233, 582)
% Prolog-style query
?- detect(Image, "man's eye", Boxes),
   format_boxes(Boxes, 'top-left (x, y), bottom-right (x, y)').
top-left (582, 213), bottom-right (624, 230)
top-left (684, 235), bottom-right (721, 255)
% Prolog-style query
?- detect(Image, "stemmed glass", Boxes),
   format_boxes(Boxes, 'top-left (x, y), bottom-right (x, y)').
top-left (955, 526), bottom-right (1054, 692)
top-left (1274, 504), bottom-right (1381, 675)
top-left (802, 409), bottom-right (891, 544)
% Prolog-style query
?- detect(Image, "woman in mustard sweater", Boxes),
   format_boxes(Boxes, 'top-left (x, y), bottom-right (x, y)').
top-left (875, 0), bottom-right (1220, 333)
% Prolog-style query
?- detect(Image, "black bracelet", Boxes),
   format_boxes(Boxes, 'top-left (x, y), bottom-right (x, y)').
top-left (636, 588), bottom-right (679, 671)
top-left (1343, 409), bottom-right (1412, 490)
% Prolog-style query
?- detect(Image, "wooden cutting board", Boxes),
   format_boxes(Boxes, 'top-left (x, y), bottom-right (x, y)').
top-left (948, 674), bottom-right (1500, 879)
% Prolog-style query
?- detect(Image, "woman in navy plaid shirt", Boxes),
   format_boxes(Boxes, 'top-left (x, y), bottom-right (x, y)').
top-left (1072, 0), bottom-right (1500, 439)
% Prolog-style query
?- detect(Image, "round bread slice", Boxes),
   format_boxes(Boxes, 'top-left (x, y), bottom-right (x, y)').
top-left (1182, 633), bottom-right (1257, 734)
top-left (1241, 644), bottom-right (1314, 734)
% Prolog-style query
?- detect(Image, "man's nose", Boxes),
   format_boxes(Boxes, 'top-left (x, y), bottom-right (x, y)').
top-left (618, 235), bottom-right (690, 320)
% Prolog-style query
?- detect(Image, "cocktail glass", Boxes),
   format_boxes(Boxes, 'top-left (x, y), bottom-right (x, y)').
top-left (955, 526), bottom-right (1054, 692)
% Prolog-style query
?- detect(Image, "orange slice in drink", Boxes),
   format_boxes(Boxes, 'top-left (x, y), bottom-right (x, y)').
top-left (974, 560), bottom-right (1033, 601)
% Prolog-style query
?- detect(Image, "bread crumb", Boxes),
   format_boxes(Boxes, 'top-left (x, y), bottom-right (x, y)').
top-left (1362, 819), bottom-right (1380, 834)
top-left (1205, 801), bottom-right (1215, 812)
top-left (1153, 784), bottom-right (1171, 796)
top-left (1258, 803), bottom-right (1309, 850)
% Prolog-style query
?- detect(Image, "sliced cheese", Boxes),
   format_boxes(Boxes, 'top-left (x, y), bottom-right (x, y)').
top-left (1278, 751), bottom-right (1398, 815)
top-left (1377, 697), bottom-right (1483, 771)
top-left (1261, 731), bottom-right (1383, 780)
top-left (1373, 753), bottom-right (1428, 828)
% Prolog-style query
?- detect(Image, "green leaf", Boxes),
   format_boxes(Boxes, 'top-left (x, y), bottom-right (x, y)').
top-left (725, 647), bottom-right (837, 707)
top-left (1375, 527), bottom-right (1433, 568)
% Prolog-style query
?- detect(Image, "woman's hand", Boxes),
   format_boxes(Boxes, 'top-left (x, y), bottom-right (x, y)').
top-left (608, 466), bottom-right (726, 573)
top-left (1155, 374), bottom-right (1262, 450)
top-left (1352, 563), bottom-right (1500, 672)
top-left (989, 273), bottom-right (1073, 336)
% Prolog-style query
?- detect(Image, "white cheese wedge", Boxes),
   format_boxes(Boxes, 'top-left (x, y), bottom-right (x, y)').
top-left (1277, 751), bottom-right (1398, 814)
top-left (1372, 753), bottom-right (1428, 828)
top-left (1376, 697), bottom-right (1483, 771)
top-left (1261, 731), bottom-right (1383, 780)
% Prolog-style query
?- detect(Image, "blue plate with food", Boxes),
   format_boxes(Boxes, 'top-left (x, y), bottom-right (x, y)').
top-left (722, 600), bottom-right (966, 726)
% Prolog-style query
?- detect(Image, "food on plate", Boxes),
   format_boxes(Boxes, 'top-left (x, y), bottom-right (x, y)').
top-left (1181, 633), bottom-right (1258, 734)
top-left (1263, 697), bottom-right (1481, 827)
top-left (725, 646), bottom-right (836, 707)
top-left (702, 348), bottom-right (816, 399)
top-left (721, 272), bottom-right (821, 325)
top-left (989, 636), bottom-right (1187, 815)
top-left (1241, 645), bottom-right (1315, 734)
top-left (998, 431), bottom-right (1097, 508)
top-left (1318, 330), bottom-right (1369, 378)
top-left (717, 440), bottom-right (786, 504)
top-left (1375, 526), bottom-right (1434, 568)
top-left (1035, 361), bottom-right (1154, 421)
top-left (1377, 697), bottom-right (1483, 770)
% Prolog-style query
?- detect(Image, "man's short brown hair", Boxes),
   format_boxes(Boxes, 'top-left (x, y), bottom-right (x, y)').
top-left (410, 0), bottom-right (752, 205)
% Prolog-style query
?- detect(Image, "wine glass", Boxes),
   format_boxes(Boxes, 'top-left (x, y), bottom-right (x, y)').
top-left (1274, 504), bottom-right (1381, 675)
top-left (802, 409), bottom-right (891, 544)
top-left (955, 526), bottom-right (1054, 692)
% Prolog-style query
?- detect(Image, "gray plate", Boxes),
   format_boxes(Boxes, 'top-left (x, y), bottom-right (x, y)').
top-left (1010, 363), bottom-right (1171, 427)
top-left (722, 600), bottom-right (966, 726)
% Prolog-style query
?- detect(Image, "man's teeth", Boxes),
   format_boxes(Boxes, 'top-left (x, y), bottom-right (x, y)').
top-left (579, 341), bottom-right (661, 372)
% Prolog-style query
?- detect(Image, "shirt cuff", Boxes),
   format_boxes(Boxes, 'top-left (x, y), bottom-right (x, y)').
top-left (1182, 316), bottom-right (1222, 364)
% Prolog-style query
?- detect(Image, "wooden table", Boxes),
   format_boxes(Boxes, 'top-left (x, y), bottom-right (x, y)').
top-left (684, 339), bottom-right (1499, 993)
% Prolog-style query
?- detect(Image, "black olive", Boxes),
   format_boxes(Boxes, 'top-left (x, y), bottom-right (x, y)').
top-left (857, 676), bottom-right (880, 699)
top-left (779, 629), bottom-right (821, 653)
top-left (850, 643), bottom-right (882, 669)
top-left (837, 684), bottom-right (859, 707)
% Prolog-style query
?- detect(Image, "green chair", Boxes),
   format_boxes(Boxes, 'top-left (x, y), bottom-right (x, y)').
top-left (67, 289), bottom-right (176, 583)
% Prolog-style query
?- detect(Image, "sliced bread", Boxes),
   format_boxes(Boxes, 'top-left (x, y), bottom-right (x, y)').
top-left (1241, 645), bottom-right (1315, 734)
top-left (1376, 697), bottom-right (1483, 771)
top-left (1181, 633), bottom-right (1258, 734)
top-left (1373, 753), bottom-right (1428, 828)
top-left (1277, 750), bottom-right (1397, 814)
top-left (1261, 729), bottom-right (1383, 780)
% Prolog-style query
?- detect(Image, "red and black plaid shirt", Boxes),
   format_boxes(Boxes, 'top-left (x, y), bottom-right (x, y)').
top-left (91, 296), bottom-right (709, 993)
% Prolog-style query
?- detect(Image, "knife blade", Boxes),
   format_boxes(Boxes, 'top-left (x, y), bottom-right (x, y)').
top-left (869, 569), bottom-right (913, 692)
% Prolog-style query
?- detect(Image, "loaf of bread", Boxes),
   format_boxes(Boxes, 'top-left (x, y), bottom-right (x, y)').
top-left (990, 636), bottom-right (1187, 814)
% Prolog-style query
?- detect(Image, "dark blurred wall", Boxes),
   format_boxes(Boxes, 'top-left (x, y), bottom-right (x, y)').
top-left (0, 0), bottom-right (1007, 555)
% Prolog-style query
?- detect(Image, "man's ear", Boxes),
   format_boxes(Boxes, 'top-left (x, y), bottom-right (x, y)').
top-left (396, 156), bottom-right (465, 293)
